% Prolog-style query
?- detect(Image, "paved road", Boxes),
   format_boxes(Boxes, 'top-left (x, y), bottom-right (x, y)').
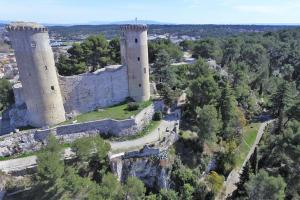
top-left (0, 110), bottom-right (180, 173)
top-left (219, 119), bottom-right (274, 200)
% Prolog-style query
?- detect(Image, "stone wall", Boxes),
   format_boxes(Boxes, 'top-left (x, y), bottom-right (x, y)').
top-left (59, 65), bottom-right (129, 115)
top-left (10, 65), bottom-right (130, 125)
top-left (0, 102), bottom-right (161, 157)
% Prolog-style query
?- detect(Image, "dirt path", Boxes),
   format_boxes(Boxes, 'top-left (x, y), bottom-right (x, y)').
top-left (219, 119), bottom-right (274, 200)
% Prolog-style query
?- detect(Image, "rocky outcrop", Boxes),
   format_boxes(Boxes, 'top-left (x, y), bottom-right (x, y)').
top-left (0, 130), bottom-right (41, 157)
top-left (110, 147), bottom-right (172, 190)
top-left (110, 132), bottom-right (178, 190)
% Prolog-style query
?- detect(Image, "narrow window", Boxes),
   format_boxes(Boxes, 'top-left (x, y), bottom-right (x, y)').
top-left (51, 86), bottom-right (55, 90)
top-left (135, 38), bottom-right (138, 43)
top-left (139, 84), bottom-right (142, 87)
top-left (31, 41), bottom-right (36, 48)
top-left (137, 57), bottom-right (140, 61)
top-left (144, 68), bottom-right (146, 74)
top-left (45, 65), bottom-right (48, 70)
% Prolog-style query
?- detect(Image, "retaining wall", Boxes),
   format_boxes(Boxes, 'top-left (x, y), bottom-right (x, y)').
top-left (0, 101), bottom-right (163, 157)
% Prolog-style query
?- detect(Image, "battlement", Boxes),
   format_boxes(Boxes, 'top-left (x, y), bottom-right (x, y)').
top-left (120, 24), bottom-right (147, 31)
top-left (6, 22), bottom-right (48, 32)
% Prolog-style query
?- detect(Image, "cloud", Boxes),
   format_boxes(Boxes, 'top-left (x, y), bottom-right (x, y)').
top-left (234, 0), bottom-right (300, 14)
top-left (234, 5), bottom-right (280, 14)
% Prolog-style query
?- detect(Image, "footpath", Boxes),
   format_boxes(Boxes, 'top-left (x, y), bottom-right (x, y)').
top-left (218, 119), bottom-right (274, 200)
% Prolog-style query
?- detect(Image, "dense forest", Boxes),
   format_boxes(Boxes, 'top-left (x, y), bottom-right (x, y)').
top-left (47, 24), bottom-right (300, 39)
top-left (1, 26), bottom-right (300, 199)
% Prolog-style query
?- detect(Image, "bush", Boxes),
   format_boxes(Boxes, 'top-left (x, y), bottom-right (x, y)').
top-left (153, 111), bottom-right (163, 121)
top-left (127, 102), bottom-right (139, 111)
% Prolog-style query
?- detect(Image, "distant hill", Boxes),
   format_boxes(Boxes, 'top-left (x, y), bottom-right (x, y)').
top-left (97, 20), bottom-right (173, 25)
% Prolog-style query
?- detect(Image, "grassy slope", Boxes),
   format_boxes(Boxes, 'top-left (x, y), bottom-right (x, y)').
top-left (236, 123), bottom-right (261, 167)
top-left (60, 100), bottom-right (152, 125)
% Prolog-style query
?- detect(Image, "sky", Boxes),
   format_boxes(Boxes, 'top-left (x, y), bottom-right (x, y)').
top-left (1, 0), bottom-right (300, 24)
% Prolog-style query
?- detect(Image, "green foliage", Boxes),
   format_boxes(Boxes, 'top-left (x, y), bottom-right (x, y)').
top-left (245, 170), bottom-right (286, 200)
top-left (148, 39), bottom-right (183, 63)
top-left (195, 105), bottom-right (221, 142)
top-left (71, 136), bottom-right (110, 162)
top-left (109, 37), bottom-right (121, 64)
top-left (71, 136), bottom-right (110, 182)
top-left (56, 34), bottom-right (121, 75)
top-left (216, 140), bottom-right (238, 175)
top-left (257, 120), bottom-right (300, 199)
top-left (100, 173), bottom-right (123, 200)
top-left (153, 111), bottom-right (163, 121)
top-left (158, 83), bottom-right (179, 107)
top-left (154, 49), bottom-right (171, 70)
top-left (0, 78), bottom-right (14, 111)
top-left (56, 54), bottom-right (87, 76)
top-left (36, 135), bottom-right (64, 185)
top-left (188, 75), bottom-right (220, 108)
top-left (124, 176), bottom-right (146, 200)
top-left (181, 183), bottom-right (194, 200)
top-left (192, 39), bottom-right (223, 63)
top-left (179, 40), bottom-right (194, 51)
top-left (219, 83), bottom-right (240, 138)
top-left (271, 81), bottom-right (298, 133)
top-left (221, 38), bottom-right (242, 67)
top-left (206, 171), bottom-right (225, 194)
top-left (127, 102), bottom-right (140, 111)
top-left (157, 189), bottom-right (178, 200)
top-left (188, 58), bottom-right (213, 80)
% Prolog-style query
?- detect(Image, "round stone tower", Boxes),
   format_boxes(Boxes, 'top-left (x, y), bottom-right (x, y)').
top-left (120, 24), bottom-right (150, 102)
top-left (6, 22), bottom-right (66, 127)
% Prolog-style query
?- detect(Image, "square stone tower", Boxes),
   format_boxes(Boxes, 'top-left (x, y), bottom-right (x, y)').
top-left (120, 24), bottom-right (151, 102)
top-left (6, 22), bottom-right (66, 127)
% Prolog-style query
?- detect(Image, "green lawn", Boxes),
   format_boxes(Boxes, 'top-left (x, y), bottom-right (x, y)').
top-left (59, 100), bottom-right (152, 125)
top-left (236, 123), bottom-right (261, 167)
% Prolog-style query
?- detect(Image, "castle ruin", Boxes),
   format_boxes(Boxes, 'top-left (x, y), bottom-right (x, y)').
top-left (6, 22), bottom-right (151, 128)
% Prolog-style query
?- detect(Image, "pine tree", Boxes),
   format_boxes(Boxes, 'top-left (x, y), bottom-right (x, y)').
top-left (219, 83), bottom-right (239, 139)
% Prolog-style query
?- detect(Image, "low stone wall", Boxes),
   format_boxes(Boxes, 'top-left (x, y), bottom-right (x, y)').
top-left (0, 101), bottom-right (163, 157)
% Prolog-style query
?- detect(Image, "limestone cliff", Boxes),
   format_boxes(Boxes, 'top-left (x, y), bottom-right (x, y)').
top-left (110, 151), bottom-right (172, 190)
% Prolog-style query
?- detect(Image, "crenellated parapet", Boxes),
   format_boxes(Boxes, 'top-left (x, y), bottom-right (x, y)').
top-left (6, 22), bottom-right (48, 32)
top-left (120, 24), bottom-right (148, 31)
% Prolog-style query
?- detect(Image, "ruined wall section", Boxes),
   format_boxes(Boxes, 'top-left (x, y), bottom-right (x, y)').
top-left (0, 102), bottom-right (161, 157)
top-left (59, 65), bottom-right (129, 115)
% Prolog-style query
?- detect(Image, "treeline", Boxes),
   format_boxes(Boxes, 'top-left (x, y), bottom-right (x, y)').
top-left (49, 24), bottom-right (299, 39)
top-left (56, 35), bottom-right (120, 75)
top-left (56, 35), bottom-right (183, 76)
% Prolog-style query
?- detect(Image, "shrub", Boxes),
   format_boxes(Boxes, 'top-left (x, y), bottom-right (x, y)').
top-left (127, 102), bottom-right (139, 111)
top-left (153, 111), bottom-right (163, 121)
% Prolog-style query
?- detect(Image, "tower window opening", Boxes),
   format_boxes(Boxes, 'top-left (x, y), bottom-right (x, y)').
top-left (51, 86), bottom-right (55, 90)
top-left (31, 41), bottom-right (36, 48)
top-left (139, 84), bottom-right (142, 87)
top-left (144, 68), bottom-right (146, 74)
top-left (137, 57), bottom-right (140, 61)
top-left (45, 65), bottom-right (48, 70)
top-left (135, 38), bottom-right (138, 43)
